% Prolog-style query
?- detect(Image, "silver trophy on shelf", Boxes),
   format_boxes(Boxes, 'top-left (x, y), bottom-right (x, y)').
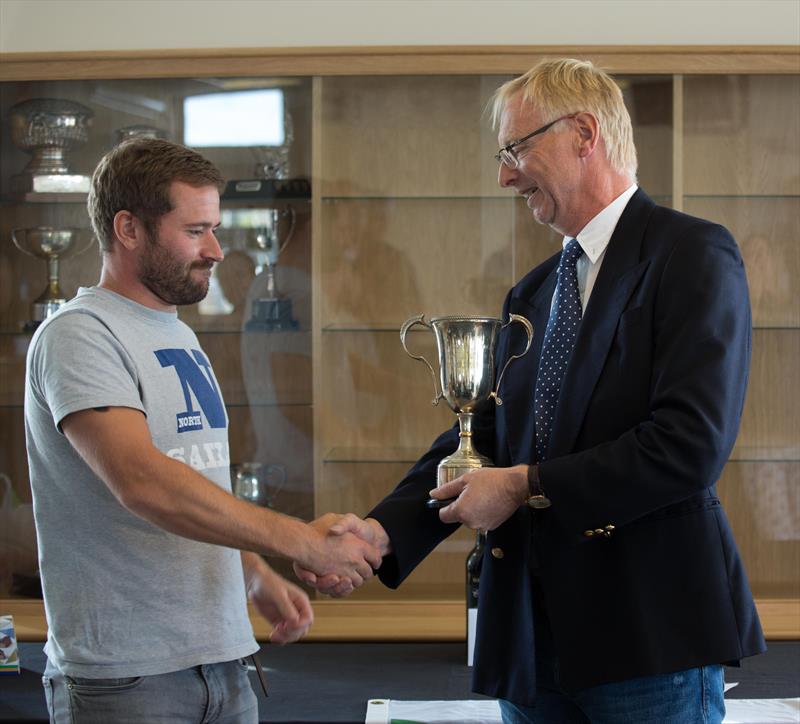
top-left (231, 462), bottom-right (287, 509)
top-left (252, 110), bottom-right (293, 180)
top-left (401, 314), bottom-right (533, 508)
top-left (11, 227), bottom-right (94, 329)
top-left (247, 207), bottom-right (297, 331)
top-left (8, 98), bottom-right (94, 194)
top-left (219, 207), bottom-right (298, 331)
top-left (114, 124), bottom-right (167, 144)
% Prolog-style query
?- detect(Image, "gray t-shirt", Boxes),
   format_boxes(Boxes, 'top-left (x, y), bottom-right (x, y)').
top-left (24, 286), bottom-right (257, 678)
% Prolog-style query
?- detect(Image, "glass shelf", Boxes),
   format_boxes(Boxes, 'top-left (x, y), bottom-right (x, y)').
top-left (1, 192), bottom-right (88, 204)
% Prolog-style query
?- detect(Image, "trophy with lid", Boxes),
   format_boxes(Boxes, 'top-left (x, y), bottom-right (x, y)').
top-left (8, 98), bottom-right (94, 194)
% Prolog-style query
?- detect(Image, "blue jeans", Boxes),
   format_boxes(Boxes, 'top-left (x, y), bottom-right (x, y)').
top-left (42, 657), bottom-right (258, 724)
top-left (499, 665), bottom-right (725, 724)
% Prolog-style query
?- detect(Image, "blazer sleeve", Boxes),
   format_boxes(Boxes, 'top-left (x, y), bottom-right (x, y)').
top-left (369, 339), bottom-right (501, 588)
top-left (538, 220), bottom-right (751, 539)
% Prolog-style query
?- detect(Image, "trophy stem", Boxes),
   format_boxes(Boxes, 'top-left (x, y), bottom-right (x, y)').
top-left (46, 256), bottom-right (61, 293)
top-left (455, 412), bottom-right (478, 459)
top-left (264, 263), bottom-right (279, 299)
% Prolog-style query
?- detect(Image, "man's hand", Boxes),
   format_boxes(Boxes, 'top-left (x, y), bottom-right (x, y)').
top-left (294, 514), bottom-right (391, 597)
top-left (242, 553), bottom-right (314, 644)
top-left (432, 464), bottom-right (528, 530)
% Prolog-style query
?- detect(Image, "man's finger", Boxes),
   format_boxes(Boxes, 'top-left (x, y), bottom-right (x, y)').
top-left (438, 498), bottom-right (460, 524)
top-left (429, 476), bottom-right (466, 499)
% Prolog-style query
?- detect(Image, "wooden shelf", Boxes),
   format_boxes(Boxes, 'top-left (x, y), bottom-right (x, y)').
top-left (4, 597), bottom-right (797, 642)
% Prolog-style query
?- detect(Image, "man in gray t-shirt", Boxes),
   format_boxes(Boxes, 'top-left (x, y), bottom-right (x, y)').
top-left (25, 139), bottom-right (381, 724)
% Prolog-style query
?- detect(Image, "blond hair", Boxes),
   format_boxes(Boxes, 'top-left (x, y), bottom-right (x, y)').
top-left (88, 138), bottom-right (224, 252)
top-left (491, 58), bottom-right (637, 179)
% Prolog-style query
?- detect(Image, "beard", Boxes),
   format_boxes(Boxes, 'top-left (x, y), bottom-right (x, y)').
top-left (138, 234), bottom-right (212, 306)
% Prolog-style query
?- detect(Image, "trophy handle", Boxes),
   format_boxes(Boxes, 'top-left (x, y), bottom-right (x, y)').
top-left (490, 313), bottom-right (533, 406)
top-left (278, 206), bottom-right (296, 256)
top-left (400, 314), bottom-right (442, 406)
top-left (10, 230), bottom-right (34, 258)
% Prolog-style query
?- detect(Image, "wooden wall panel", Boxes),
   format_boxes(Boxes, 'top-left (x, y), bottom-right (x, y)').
top-left (320, 198), bottom-right (515, 328)
top-left (683, 75), bottom-right (800, 195)
top-left (735, 330), bottom-right (800, 460)
top-left (320, 75), bottom-right (509, 198)
top-left (719, 461), bottom-right (799, 598)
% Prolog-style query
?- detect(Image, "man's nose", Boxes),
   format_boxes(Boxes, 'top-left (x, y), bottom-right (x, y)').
top-left (204, 230), bottom-right (224, 262)
top-left (498, 162), bottom-right (517, 188)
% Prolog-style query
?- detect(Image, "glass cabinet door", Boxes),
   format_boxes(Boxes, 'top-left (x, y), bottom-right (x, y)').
top-left (682, 74), bottom-right (800, 601)
top-left (0, 76), bottom-right (313, 595)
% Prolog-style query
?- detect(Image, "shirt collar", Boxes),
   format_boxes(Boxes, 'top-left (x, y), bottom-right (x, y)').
top-left (563, 184), bottom-right (638, 263)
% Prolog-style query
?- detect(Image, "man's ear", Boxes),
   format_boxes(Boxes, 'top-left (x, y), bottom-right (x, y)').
top-left (574, 112), bottom-right (600, 158)
top-left (112, 210), bottom-right (143, 251)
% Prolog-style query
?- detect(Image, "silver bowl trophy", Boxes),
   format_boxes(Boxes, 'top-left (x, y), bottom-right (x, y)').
top-left (12, 227), bottom-right (94, 330)
top-left (9, 98), bottom-right (93, 194)
top-left (401, 314), bottom-right (533, 508)
top-left (231, 462), bottom-right (287, 509)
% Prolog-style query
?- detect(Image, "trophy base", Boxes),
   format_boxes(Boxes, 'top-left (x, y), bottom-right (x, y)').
top-left (11, 173), bottom-right (91, 194)
top-left (245, 297), bottom-right (299, 332)
top-left (25, 299), bottom-right (65, 330)
top-left (427, 453), bottom-right (494, 510)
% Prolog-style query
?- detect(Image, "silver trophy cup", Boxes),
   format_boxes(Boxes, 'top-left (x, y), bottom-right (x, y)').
top-left (12, 227), bottom-right (95, 329)
top-left (400, 314), bottom-right (533, 508)
top-left (231, 462), bottom-right (287, 508)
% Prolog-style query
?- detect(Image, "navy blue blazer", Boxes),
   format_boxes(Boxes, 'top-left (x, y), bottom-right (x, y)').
top-left (369, 189), bottom-right (766, 704)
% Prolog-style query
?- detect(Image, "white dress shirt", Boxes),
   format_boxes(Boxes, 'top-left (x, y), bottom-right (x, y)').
top-left (560, 184), bottom-right (638, 312)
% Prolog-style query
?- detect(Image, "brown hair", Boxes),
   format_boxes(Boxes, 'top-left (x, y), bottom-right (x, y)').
top-left (491, 58), bottom-right (637, 180)
top-left (87, 138), bottom-right (224, 252)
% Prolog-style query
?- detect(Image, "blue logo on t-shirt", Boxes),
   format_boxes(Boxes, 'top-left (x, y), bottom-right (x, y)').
top-left (154, 348), bottom-right (226, 432)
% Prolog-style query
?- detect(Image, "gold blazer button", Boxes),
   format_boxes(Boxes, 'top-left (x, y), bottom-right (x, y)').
top-left (491, 547), bottom-right (505, 559)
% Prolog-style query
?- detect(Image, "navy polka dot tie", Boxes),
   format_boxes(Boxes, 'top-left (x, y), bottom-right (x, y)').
top-left (534, 238), bottom-right (584, 462)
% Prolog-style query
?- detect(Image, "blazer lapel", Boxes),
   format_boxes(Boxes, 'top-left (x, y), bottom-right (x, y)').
top-left (548, 189), bottom-right (656, 459)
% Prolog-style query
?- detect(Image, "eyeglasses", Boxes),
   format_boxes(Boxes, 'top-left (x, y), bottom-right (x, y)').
top-left (494, 114), bottom-right (576, 169)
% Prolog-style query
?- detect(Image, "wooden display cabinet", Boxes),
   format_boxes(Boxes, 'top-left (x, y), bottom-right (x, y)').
top-left (1, 47), bottom-right (797, 640)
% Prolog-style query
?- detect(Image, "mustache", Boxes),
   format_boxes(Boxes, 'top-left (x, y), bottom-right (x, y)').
top-left (191, 260), bottom-right (214, 271)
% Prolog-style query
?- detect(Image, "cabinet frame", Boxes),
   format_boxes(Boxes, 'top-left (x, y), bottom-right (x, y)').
top-left (1, 45), bottom-right (798, 641)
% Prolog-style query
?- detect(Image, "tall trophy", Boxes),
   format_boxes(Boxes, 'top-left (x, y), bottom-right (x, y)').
top-left (11, 227), bottom-right (94, 329)
top-left (9, 98), bottom-right (93, 194)
top-left (219, 207), bottom-right (298, 331)
top-left (401, 314), bottom-right (533, 508)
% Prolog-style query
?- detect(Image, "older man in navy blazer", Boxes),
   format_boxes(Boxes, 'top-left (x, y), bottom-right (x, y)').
top-left (301, 59), bottom-right (765, 724)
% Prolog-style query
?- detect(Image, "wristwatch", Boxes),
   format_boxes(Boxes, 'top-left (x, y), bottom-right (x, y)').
top-left (526, 464), bottom-right (552, 509)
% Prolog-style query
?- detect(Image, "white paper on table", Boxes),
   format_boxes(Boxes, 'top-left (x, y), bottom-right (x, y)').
top-left (365, 697), bottom-right (800, 724)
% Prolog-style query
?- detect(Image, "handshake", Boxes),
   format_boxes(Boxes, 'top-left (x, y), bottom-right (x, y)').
top-left (294, 513), bottom-right (392, 597)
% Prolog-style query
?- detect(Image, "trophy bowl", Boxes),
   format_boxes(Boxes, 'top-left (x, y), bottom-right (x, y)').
top-left (11, 226), bottom-right (95, 327)
top-left (401, 314), bottom-right (533, 508)
top-left (9, 98), bottom-right (93, 175)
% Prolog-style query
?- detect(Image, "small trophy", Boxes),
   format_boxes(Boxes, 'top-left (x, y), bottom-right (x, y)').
top-left (8, 98), bottom-right (93, 194)
top-left (114, 124), bottom-right (166, 144)
top-left (400, 314), bottom-right (533, 508)
top-left (231, 462), bottom-right (287, 509)
top-left (11, 227), bottom-right (94, 329)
